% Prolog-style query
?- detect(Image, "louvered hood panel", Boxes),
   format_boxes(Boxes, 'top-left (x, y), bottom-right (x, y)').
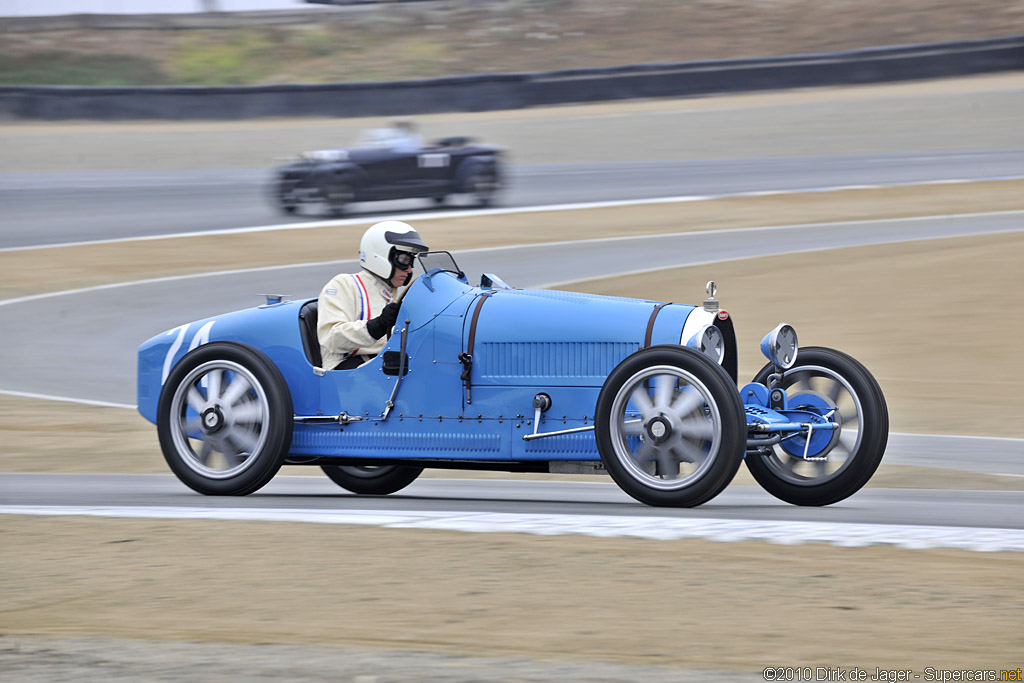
top-left (468, 288), bottom-right (695, 386)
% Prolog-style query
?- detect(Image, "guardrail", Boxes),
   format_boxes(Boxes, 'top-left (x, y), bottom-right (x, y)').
top-left (0, 5), bottom-right (379, 31)
top-left (1, 34), bottom-right (1021, 121)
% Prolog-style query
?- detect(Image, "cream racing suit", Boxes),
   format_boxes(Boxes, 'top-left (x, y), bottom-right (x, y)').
top-left (317, 269), bottom-right (398, 370)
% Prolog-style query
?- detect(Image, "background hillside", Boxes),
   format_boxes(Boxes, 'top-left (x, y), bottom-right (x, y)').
top-left (2, 0), bottom-right (1022, 86)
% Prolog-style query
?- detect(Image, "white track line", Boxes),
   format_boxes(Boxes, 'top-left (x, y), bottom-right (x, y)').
top-left (0, 388), bottom-right (135, 410)
top-left (4, 208), bottom-right (1024, 310)
top-left (3, 176), bottom-right (1022, 253)
top-left (2, 505), bottom-right (1022, 552)
top-left (0, 258), bottom-right (345, 308)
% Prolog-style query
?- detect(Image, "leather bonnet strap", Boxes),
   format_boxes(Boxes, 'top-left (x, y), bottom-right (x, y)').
top-left (642, 302), bottom-right (671, 349)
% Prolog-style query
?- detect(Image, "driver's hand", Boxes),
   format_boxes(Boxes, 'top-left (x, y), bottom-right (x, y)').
top-left (366, 303), bottom-right (400, 340)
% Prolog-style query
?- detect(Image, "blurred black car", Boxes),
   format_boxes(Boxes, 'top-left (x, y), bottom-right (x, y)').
top-left (272, 129), bottom-right (505, 216)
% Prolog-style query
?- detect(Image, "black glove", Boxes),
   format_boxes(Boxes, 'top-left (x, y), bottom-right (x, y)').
top-left (366, 302), bottom-right (400, 340)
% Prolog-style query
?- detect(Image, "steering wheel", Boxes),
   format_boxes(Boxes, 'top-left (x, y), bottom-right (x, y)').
top-left (394, 272), bottom-right (421, 308)
top-left (386, 272), bottom-right (421, 340)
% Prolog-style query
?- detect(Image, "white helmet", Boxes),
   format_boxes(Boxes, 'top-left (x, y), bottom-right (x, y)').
top-left (359, 220), bottom-right (429, 282)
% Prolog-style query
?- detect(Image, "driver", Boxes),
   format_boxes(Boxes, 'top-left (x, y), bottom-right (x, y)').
top-left (317, 220), bottom-right (429, 370)
top-left (388, 117), bottom-right (423, 153)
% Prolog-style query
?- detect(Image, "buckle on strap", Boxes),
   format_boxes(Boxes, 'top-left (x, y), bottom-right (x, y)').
top-left (458, 352), bottom-right (473, 403)
top-left (458, 352), bottom-right (473, 380)
top-left (459, 292), bottom-right (491, 405)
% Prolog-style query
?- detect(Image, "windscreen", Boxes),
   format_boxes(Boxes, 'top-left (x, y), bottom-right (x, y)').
top-left (417, 251), bottom-right (463, 277)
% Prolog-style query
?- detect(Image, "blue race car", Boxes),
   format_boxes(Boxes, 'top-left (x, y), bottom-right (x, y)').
top-left (137, 252), bottom-right (887, 507)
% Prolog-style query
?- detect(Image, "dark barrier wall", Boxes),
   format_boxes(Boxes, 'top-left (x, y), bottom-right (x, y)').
top-left (1, 35), bottom-right (1021, 121)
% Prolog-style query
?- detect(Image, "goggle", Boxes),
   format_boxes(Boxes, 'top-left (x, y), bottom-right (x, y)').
top-left (390, 249), bottom-right (417, 270)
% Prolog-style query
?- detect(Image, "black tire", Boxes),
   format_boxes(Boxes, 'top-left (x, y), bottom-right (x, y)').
top-left (595, 345), bottom-right (745, 507)
top-left (745, 346), bottom-right (888, 506)
top-left (157, 342), bottom-right (293, 496)
top-left (320, 464), bottom-right (424, 495)
top-left (321, 175), bottom-right (355, 216)
top-left (457, 159), bottom-right (500, 207)
top-left (276, 178), bottom-right (299, 215)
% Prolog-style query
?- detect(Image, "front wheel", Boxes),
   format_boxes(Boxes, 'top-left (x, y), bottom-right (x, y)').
top-left (745, 346), bottom-right (888, 506)
top-left (276, 178), bottom-right (299, 215)
top-left (157, 342), bottom-right (293, 496)
top-left (595, 345), bottom-right (745, 507)
top-left (320, 464), bottom-right (423, 495)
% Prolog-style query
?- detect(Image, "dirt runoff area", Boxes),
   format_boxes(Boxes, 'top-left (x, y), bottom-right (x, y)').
top-left (3, 186), bottom-right (1024, 679)
top-left (2, 516), bottom-right (1022, 681)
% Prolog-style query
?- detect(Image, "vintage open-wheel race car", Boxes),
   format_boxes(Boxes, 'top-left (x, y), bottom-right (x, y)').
top-left (138, 251), bottom-right (887, 507)
top-left (272, 130), bottom-right (503, 216)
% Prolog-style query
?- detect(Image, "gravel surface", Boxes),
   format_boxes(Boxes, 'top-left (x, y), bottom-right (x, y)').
top-left (0, 636), bottom-right (764, 682)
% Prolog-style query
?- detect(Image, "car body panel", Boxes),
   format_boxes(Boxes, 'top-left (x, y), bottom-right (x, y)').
top-left (137, 302), bottom-right (317, 423)
top-left (139, 269), bottom-right (708, 464)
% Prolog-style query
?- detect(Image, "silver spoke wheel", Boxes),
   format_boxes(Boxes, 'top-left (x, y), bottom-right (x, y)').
top-left (746, 346), bottom-right (888, 506)
top-left (760, 365), bottom-right (862, 485)
top-left (608, 365), bottom-right (723, 491)
top-left (167, 359), bottom-right (270, 480)
top-left (596, 346), bottom-right (744, 507)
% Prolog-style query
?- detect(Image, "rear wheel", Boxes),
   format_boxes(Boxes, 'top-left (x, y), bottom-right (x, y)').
top-left (322, 175), bottom-right (355, 216)
top-left (745, 346), bottom-right (888, 506)
top-left (457, 160), bottom-right (501, 207)
top-left (157, 342), bottom-right (293, 496)
top-left (595, 345), bottom-right (745, 507)
top-left (321, 464), bottom-right (423, 495)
